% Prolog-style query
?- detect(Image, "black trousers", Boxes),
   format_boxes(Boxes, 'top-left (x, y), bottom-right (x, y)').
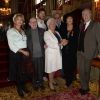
top-left (32, 57), bottom-right (44, 87)
top-left (9, 51), bottom-right (29, 90)
top-left (62, 53), bottom-right (77, 86)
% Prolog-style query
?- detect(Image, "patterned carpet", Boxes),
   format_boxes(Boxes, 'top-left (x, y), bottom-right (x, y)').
top-left (0, 77), bottom-right (99, 100)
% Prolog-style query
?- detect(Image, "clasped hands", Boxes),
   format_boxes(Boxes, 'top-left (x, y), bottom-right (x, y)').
top-left (59, 39), bottom-right (68, 46)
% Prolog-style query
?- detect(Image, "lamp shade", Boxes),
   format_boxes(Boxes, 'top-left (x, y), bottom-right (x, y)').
top-left (94, 0), bottom-right (99, 2)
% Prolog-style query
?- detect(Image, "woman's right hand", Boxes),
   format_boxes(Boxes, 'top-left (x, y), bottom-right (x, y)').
top-left (22, 51), bottom-right (29, 56)
top-left (44, 44), bottom-right (48, 49)
top-left (61, 39), bottom-right (69, 46)
top-left (19, 49), bottom-right (29, 56)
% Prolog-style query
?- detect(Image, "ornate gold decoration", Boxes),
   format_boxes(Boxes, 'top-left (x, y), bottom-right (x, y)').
top-left (0, 8), bottom-right (11, 15)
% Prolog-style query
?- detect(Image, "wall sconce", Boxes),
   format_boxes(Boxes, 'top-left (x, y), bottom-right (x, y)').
top-left (4, 0), bottom-right (10, 4)
top-left (94, 0), bottom-right (99, 7)
top-left (0, 23), bottom-right (3, 27)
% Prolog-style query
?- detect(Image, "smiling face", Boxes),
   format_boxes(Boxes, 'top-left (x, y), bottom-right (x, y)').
top-left (14, 17), bottom-right (23, 26)
top-left (82, 9), bottom-right (91, 23)
top-left (54, 13), bottom-right (61, 24)
top-left (38, 11), bottom-right (46, 20)
top-left (29, 18), bottom-right (37, 29)
top-left (48, 19), bottom-right (56, 31)
top-left (13, 16), bottom-right (24, 27)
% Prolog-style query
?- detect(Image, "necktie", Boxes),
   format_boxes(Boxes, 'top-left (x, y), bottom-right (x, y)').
top-left (81, 23), bottom-right (86, 32)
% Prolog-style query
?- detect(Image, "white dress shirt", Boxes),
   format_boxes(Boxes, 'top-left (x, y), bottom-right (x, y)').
top-left (7, 28), bottom-right (27, 53)
top-left (37, 18), bottom-right (46, 30)
top-left (85, 20), bottom-right (91, 30)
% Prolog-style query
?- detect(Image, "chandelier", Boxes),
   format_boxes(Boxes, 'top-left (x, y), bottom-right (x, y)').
top-left (0, 8), bottom-right (11, 15)
top-left (0, 0), bottom-right (11, 15)
top-left (4, 0), bottom-right (9, 4)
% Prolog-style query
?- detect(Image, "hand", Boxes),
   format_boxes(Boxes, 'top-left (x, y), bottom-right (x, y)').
top-left (22, 51), bottom-right (29, 56)
top-left (97, 55), bottom-right (100, 59)
top-left (44, 44), bottom-right (48, 49)
top-left (61, 39), bottom-right (69, 46)
top-left (59, 42), bottom-right (63, 46)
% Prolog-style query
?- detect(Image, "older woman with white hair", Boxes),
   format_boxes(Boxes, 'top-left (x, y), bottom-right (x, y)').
top-left (44, 18), bottom-right (63, 90)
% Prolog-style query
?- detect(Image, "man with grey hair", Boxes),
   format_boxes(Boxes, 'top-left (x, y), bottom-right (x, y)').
top-left (77, 8), bottom-right (100, 95)
top-left (26, 17), bottom-right (45, 90)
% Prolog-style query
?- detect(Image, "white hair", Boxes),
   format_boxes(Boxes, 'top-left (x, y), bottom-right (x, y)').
top-left (47, 18), bottom-right (56, 27)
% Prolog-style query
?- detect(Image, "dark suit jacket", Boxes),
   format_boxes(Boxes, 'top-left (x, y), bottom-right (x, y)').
top-left (55, 21), bottom-right (64, 35)
top-left (26, 27), bottom-right (45, 58)
top-left (79, 21), bottom-right (100, 59)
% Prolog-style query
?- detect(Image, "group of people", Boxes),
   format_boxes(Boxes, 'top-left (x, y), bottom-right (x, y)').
top-left (6, 8), bottom-right (100, 97)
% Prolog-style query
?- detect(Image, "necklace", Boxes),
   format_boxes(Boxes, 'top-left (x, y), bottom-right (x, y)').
top-left (13, 28), bottom-right (26, 41)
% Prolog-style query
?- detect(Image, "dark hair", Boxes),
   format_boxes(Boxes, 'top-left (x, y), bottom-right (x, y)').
top-left (63, 14), bottom-right (73, 22)
top-left (37, 8), bottom-right (46, 14)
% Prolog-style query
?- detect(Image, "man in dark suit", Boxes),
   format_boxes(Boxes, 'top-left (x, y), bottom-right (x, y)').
top-left (77, 8), bottom-right (100, 95)
top-left (54, 12), bottom-right (63, 34)
top-left (26, 17), bottom-right (45, 90)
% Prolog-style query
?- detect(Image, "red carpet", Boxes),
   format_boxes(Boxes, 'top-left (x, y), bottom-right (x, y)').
top-left (33, 89), bottom-right (97, 100)
top-left (0, 42), bottom-right (98, 100)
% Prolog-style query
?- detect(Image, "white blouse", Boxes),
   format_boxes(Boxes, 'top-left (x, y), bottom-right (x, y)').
top-left (37, 19), bottom-right (46, 30)
top-left (7, 28), bottom-right (27, 53)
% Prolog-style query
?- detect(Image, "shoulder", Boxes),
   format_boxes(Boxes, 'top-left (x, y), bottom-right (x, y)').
top-left (94, 21), bottom-right (100, 26)
top-left (44, 31), bottom-right (50, 36)
top-left (44, 30), bottom-right (49, 34)
top-left (7, 28), bottom-right (14, 32)
top-left (91, 21), bottom-right (100, 30)
top-left (25, 28), bottom-right (31, 34)
top-left (7, 28), bottom-right (16, 35)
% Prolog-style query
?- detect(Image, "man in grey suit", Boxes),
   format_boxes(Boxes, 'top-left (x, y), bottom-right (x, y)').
top-left (77, 8), bottom-right (100, 95)
top-left (26, 17), bottom-right (45, 90)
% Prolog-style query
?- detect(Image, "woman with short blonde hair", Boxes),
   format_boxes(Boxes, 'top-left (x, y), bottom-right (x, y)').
top-left (7, 13), bottom-right (30, 97)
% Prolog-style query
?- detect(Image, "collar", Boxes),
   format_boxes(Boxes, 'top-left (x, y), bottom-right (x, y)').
top-left (37, 18), bottom-right (44, 23)
top-left (85, 20), bottom-right (91, 25)
top-left (85, 20), bottom-right (91, 30)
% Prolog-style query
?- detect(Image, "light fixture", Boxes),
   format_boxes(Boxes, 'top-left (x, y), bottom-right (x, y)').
top-left (0, 23), bottom-right (3, 27)
top-left (4, 0), bottom-right (10, 4)
top-left (94, 0), bottom-right (99, 7)
top-left (0, 8), bottom-right (11, 15)
top-left (94, 0), bottom-right (99, 2)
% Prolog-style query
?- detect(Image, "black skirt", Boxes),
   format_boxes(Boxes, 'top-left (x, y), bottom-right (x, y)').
top-left (9, 50), bottom-right (33, 82)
